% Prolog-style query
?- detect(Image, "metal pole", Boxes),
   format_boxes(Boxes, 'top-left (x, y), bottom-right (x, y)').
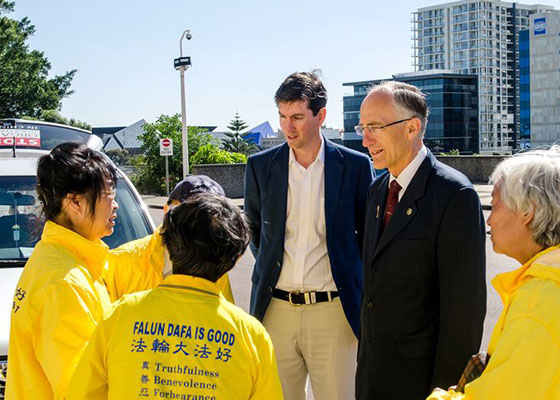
top-left (165, 155), bottom-right (170, 196)
top-left (180, 66), bottom-right (188, 178)
top-left (178, 29), bottom-right (191, 179)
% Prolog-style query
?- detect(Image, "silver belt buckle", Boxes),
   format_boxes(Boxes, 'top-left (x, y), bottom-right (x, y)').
top-left (288, 290), bottom-right (302, 306)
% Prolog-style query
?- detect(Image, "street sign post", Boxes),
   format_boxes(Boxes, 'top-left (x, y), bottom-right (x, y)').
top-left (175, 30), bottom-right (192, 179)
top-left (175, 53), bottom-right (192, 179)
top-left (160, 138), bottom-right (173, 196)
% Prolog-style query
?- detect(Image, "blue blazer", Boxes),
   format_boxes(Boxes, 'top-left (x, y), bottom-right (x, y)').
top-left (244, 139), bottom-right (374, 337)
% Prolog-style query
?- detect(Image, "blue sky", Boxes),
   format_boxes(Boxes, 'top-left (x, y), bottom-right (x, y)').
top-left (9, 0), bottom-right (522, 131)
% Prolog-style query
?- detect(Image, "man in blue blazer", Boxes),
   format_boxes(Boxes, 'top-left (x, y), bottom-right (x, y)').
top-left (244, 71), bottom-right (374, 400)
top-left (355, 81), bottom-right (486, 399)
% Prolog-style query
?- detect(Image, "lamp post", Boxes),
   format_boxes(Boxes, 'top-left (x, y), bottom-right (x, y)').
top-left (174, 30), bottom-right (192, 179)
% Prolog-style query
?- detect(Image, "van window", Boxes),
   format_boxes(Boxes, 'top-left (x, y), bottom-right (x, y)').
top-left (0, 175), bottom-right (151, 262)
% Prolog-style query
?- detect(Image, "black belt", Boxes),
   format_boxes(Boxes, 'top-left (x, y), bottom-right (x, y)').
top-left (272, 289), bottom-right (339, 306)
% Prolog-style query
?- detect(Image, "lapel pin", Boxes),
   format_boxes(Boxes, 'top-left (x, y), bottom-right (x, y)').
top-left (376, 205), bottom-right (380, 219)
top-left (406, 208), bottom-right (412, 216)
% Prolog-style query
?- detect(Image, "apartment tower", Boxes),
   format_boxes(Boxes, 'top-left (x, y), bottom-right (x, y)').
top-left (413, 1), bottom-right (554, 153)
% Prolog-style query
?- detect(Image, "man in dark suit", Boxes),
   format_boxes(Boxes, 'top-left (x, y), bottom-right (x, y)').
top-left (244, 71), bottom-right (373, 400)
top-left (355, 81), bottom-right (486, 400)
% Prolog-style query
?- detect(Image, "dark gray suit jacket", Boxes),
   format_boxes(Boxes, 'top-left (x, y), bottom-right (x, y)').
top-left (356, 151), bottom-right (486, 400)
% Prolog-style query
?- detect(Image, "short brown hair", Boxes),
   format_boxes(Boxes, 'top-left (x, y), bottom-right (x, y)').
top-left (275, 70), bottom-right (327, 116)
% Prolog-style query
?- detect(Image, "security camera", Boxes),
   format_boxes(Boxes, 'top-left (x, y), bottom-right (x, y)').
top-left (185, 32), bottom-right (192, 40)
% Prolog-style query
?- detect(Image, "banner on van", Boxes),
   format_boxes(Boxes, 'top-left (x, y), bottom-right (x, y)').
top-left (0, 128), bottom-right (41, 147)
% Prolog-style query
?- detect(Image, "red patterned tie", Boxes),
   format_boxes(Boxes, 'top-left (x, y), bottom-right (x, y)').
top-left (384, 180), bottom-right (401, 228)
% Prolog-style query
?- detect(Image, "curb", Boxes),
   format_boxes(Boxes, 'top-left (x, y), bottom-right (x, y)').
top-left (144, 200), bottom-right (244, 211)
top-left (144, 198), bottom-right (488, 211)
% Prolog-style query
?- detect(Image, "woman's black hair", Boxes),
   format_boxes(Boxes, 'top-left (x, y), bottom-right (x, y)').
top-left (36, 142), bottom-right (117, 221)
top-left (161, 193), bottom-right (250, 282)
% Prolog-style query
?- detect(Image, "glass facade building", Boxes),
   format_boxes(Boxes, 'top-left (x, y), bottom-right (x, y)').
top-left (342, 72), bottom-right (479, 154)
top-left (525, 11), bottom-right (560, 148)
top-left (412, 1), bottom-right (554, 153)
top-left (519, 29), bottom-right (531, 149)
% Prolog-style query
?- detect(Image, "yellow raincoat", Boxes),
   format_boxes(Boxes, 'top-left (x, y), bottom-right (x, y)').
top-left (6, 221), bottom-right (113, 399)
top-left (428, 246), bottom-right (560, 399)
top-left (66, 274), bottom-right (282, 400)
top-left (7, 223), bottom-right (234, 399)
top-left (105, 229), bottom-right (234, 303)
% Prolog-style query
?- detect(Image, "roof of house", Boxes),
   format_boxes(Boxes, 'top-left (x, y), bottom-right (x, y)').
top-left (102, 119), bottom-right (146, 151)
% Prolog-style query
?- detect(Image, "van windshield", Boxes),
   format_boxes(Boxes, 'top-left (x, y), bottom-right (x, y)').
top-left (0, 176), bottom-right (151, 263)
top-left (0, 177), bottom-right (42, 261)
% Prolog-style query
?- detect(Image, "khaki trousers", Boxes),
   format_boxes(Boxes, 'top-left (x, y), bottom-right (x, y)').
top-left (263, 297), bottom-right (357, 400)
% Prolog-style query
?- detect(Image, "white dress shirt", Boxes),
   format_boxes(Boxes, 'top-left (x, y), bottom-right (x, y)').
top-left (276, 137), bottom-right (337, 292)
top-left (389, 146), bottom-right (427, 201)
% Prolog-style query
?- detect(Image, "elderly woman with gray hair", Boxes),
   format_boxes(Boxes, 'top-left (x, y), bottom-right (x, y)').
top-left (429, 145), bottom-right (560, 400)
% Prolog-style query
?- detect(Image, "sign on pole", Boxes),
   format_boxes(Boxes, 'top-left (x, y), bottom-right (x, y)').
top-left (160, 138), bottom-right (173, 196)
top-left (160, 138), bottom-right (173, 156)
top-left (174, 56), bottom-right (192, 70)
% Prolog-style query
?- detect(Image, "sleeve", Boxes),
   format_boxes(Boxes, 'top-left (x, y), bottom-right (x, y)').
top-left (216, 273), bottom-right (235, 303)
top-left (249, 328), bottom-right (284, 400)
top-left (244, 156), bottom-right (261, 258)
top-left (65, 316), bottom-right (109, 400)
top-left (105, 233), bottom-right (164, 301)
top-left (107, 232), bottom-right (236, 304)
top-left (355, 157), bottom-right (374, 254)
top-left (432, 187), bottom-right (487, 389)
top-left (34, 282), bottom-right (100, 399)
top-left (428, 314), bottom-right (560, 399)
top-left (462, 315), bottom-right (560, 398)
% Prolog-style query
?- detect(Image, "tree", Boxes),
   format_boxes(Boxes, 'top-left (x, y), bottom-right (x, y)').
top-left (133, 113), bottom-right (218, 194)
top-left (222, 112), bottom-right (259, 155)
top-left (22, 110), bottom-right (91, 131)
top-left (104, 149), bottom-right (130, 166)
top-left (191, 144), bottom-right (247, 165)
top-left (440, 149), bottom-right (461, 156)
top-left (0, 0), bottom-right (76, 118)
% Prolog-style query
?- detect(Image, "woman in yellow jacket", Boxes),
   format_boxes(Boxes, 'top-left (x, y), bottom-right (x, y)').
top-left (428, 146), bottom-right (560, 399)
top-left (66, 194), bottom-right (282, 399)
top-left (5, 145), bottom-right (233, 399)
top-left (6, 142), bottom-right (120, 400)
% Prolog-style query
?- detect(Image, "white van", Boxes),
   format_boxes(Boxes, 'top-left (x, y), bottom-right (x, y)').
top-left (0, 119), bottom-right (155, 397)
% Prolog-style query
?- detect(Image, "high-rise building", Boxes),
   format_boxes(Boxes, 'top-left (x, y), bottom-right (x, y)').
top-left (412, 1), bottom-right (554, 153)
top-left (519, 10), bottom-right (560, 148)
top-left (519, 27), bottom-right (531, 148)
top-left (342, 71), bottom-right (479, 154)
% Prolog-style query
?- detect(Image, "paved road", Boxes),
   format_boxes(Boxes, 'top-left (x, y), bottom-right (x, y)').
top-left (149, 208), bottom-right (513, 397)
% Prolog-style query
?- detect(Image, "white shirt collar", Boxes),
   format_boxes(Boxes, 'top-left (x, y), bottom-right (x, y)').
top-left (389, 146), bottom-right (427, 200)
top-left (289, 135), bottom-right (325, 167)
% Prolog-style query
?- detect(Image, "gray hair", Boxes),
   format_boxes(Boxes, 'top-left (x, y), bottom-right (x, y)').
top-left (489, 145), bottom-right (560, 248)
top-left (369, 81), bottom-right (430, 136)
